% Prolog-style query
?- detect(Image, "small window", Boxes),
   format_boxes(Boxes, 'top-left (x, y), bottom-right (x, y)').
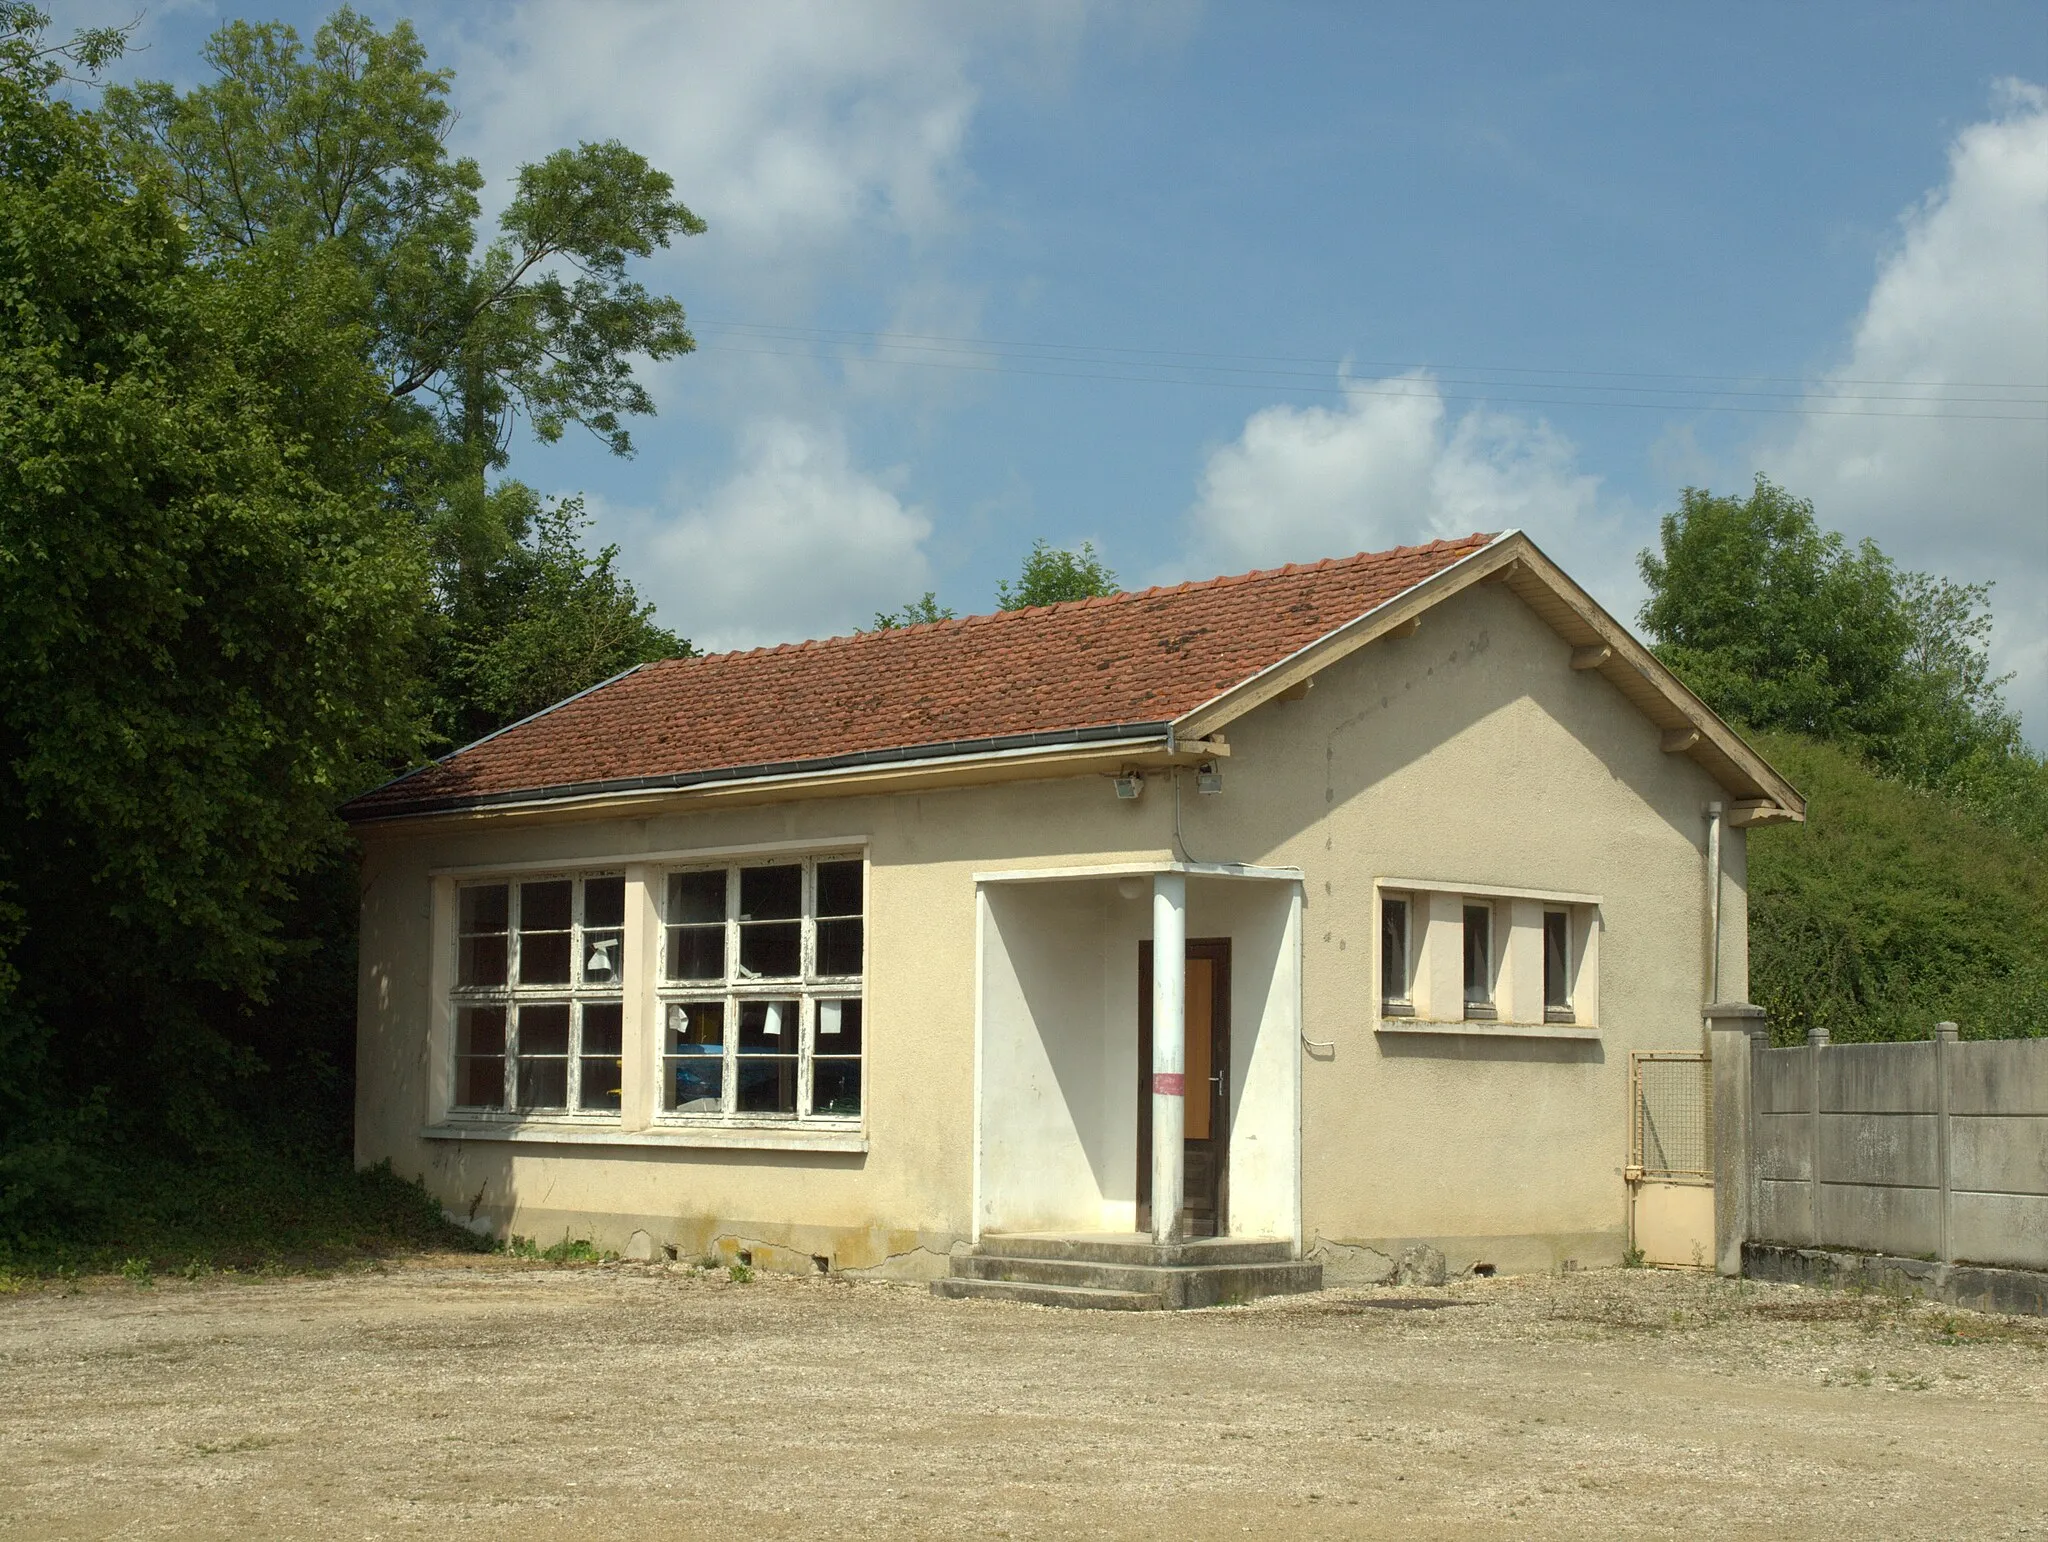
top-left (1462, 903), bottom-right (1494, 1019)
top-left (1380, 896), bottom-right (1412, 1015)
top-left (1543, 910), bottom-right (1573, 1022)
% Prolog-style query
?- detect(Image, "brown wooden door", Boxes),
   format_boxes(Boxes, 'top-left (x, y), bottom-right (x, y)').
top-left (1137, 939), bottom-right (1232, 1237)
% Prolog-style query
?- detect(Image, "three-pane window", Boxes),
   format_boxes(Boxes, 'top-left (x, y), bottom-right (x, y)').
top-left (659, 857), bottom-right (865, 1122)
top-left (451, 874), bottom-right (625, 1116)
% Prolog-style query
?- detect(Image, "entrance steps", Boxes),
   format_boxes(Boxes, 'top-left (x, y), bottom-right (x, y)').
top-left (930, 1232), bottom-right (1322, 1311)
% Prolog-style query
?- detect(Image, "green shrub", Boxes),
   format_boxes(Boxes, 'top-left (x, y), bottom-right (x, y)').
top-left (1747, 730), bottom-right (2048, 1042)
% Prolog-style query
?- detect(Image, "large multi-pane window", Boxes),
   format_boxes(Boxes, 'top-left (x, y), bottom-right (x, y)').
top-left (658, 855), bottom-right (864, 1123)
top-left (450, 874), bottom-right (625, 1117)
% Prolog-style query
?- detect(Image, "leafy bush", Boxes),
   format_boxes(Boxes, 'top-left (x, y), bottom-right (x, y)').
top-left (1746, 730), bottom-right (2048, 1043)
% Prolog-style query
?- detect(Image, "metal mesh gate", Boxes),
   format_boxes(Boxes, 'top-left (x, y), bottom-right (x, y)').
top-left (1629, 1052), bottom-right (1711, 1180)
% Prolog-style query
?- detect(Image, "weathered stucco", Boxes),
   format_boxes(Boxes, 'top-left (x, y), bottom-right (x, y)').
top-left (356, 580), bottom-right (1746, 1276)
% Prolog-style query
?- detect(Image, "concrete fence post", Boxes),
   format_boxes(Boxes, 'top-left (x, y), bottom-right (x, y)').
top-left (1710, 1028), bottom-right (1753, 1277)
top-left (1807, 1026), bottom-right (1829, 1247)
top-left (1935, 1021), bottom-right (1958, 1265)
top-left (1704, 1002), bottom-right (1769, 1279)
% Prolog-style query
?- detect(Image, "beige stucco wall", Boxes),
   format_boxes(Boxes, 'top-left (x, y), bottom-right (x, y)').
top-left (355, 579), bottom-right (1747, 1278)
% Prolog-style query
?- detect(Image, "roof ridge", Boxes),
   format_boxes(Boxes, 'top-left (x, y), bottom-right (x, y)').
top-left (652, 533), bottom-right (1499, 669)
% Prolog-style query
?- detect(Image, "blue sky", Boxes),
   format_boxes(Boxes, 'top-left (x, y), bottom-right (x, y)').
top-left (63, 1), bottom-right (2048, 738)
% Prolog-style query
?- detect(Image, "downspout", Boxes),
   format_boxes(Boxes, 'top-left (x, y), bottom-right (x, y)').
top-left (1705, 801), bottom-right (1724, 1005)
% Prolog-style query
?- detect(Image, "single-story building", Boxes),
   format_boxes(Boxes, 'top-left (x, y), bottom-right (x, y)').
top-left (345, 530), bottom-right (1802, 1301)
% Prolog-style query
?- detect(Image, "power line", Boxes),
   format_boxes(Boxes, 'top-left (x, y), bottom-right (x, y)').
top-left (697, 319), bottom-right (2048, 398)
top-left (694, 337), bottom-right (2048, 423)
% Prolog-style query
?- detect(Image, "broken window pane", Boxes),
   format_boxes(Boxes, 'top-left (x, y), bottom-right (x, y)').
top-left (668, 869), bottom-right (726, 922)
top-left (582, 925), bottom-right (624, 987)
top-left (668, 924), bottom-right (725, 982)
top-left (578, 1002), bottom-right (623, 1111)
top-left (455, 1006), bottom-right (507, 1108)
top-left (457, 884), bottom-right (509, 987)
top-left (664, 1000), bottom-right (724, 1113)
top-left (519, 880), bottom-right (573, 984)
top-left (739, 921), bottom-right (799, 978)
top-left (738, 998), bottom-right (797, 1050)
top-left (815, 917), bottom-right (863, 977)
top-left (740, 864), bottom-right (801, 919)
top-left (815, 860), bottom-right (862, 917)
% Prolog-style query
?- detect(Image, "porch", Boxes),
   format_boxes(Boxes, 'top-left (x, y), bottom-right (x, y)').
top-left (956, 861), bottom-right (1316, 1306)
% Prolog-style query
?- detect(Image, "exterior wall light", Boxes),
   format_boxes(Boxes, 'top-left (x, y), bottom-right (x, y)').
top-left (1196, 761), bottom-right (1224, 795)
top-left (1114, 773), bottom-right (1144, 800)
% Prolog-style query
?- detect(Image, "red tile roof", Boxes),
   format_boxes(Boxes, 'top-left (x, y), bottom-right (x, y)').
top-left (345, 535), bottom-right (1496, 818)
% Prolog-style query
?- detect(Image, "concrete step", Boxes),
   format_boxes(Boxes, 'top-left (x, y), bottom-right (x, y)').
top-left (974, 1232), bottom-right (1298, 1268)
top-left (929, 1276), bottom-right (1163, 1311)
top-left (952, 1252), bottom-right (1322, 1309)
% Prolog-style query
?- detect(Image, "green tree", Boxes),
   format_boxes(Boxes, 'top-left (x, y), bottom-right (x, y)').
top-left (996, 539), bottom-right (1120, 610)
top-left (1637, 476), bottom-right (2026, 791)
top-left (103, 7), bottom-right (703, 468)
top-left (867, 592), bottom-right (956, 631)
top-left (440, 493), bottom-right (688, 743)
top-left (0, 25), bottom-right (432, 1221)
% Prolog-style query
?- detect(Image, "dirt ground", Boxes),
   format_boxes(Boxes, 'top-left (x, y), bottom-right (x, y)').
top-left (1, 1259), bottom-right (2044, 1541)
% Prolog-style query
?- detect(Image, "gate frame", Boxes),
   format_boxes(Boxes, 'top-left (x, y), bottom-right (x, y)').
top-left (1627, 1050), bottom-right (1714, 1266)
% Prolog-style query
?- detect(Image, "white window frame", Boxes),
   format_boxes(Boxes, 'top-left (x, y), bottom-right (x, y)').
top-left (654, 852), bottom-right (865, 1128)
top-left (446, 871), bottom-right (627, 1123)
top-left (1372, 879), bottom-right (1600, 1036)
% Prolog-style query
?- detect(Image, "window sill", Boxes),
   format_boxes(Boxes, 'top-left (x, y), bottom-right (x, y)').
top-left (422, 1120), bottom-right (868, 1153)
top-left (1374, 1018), bottom-right (1601, 1041)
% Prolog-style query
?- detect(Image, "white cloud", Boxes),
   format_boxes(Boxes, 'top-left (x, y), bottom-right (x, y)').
top-left (1182, 373), bottom-right (1614, 583)
top-left (1769, 80), bottom-right (2048, 740)
top-left (438, 2), bottom-right (1086, 272)
top-left (632, 419), bottom-right (933, 654)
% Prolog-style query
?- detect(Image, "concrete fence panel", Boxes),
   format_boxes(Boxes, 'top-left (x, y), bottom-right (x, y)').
top-left (1820, 1041), bottom-right (1935, 1113)
top-left (1755, 1051), bottom-right (1812, 1115)
top-left (1744, 1029), bottom-right (2048, 1272)
top-left (1948, 1040), bottom-right (2048, 1115)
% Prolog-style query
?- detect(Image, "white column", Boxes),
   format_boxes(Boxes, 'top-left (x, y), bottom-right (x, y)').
top-left (1151, 872), bottom-right (1187, 1244)
top-left (621, 863), bottom-right (657, 1132)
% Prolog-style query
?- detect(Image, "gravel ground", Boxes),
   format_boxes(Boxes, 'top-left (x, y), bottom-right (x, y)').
top-left (1, 1258), bottom-right (2044, 1540)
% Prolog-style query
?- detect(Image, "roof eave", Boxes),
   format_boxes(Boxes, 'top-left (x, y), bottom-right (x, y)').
top-left (343, 721), bottom-right (1191, 827)
top-left (1173, 529), bottom-right (1806, 819)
